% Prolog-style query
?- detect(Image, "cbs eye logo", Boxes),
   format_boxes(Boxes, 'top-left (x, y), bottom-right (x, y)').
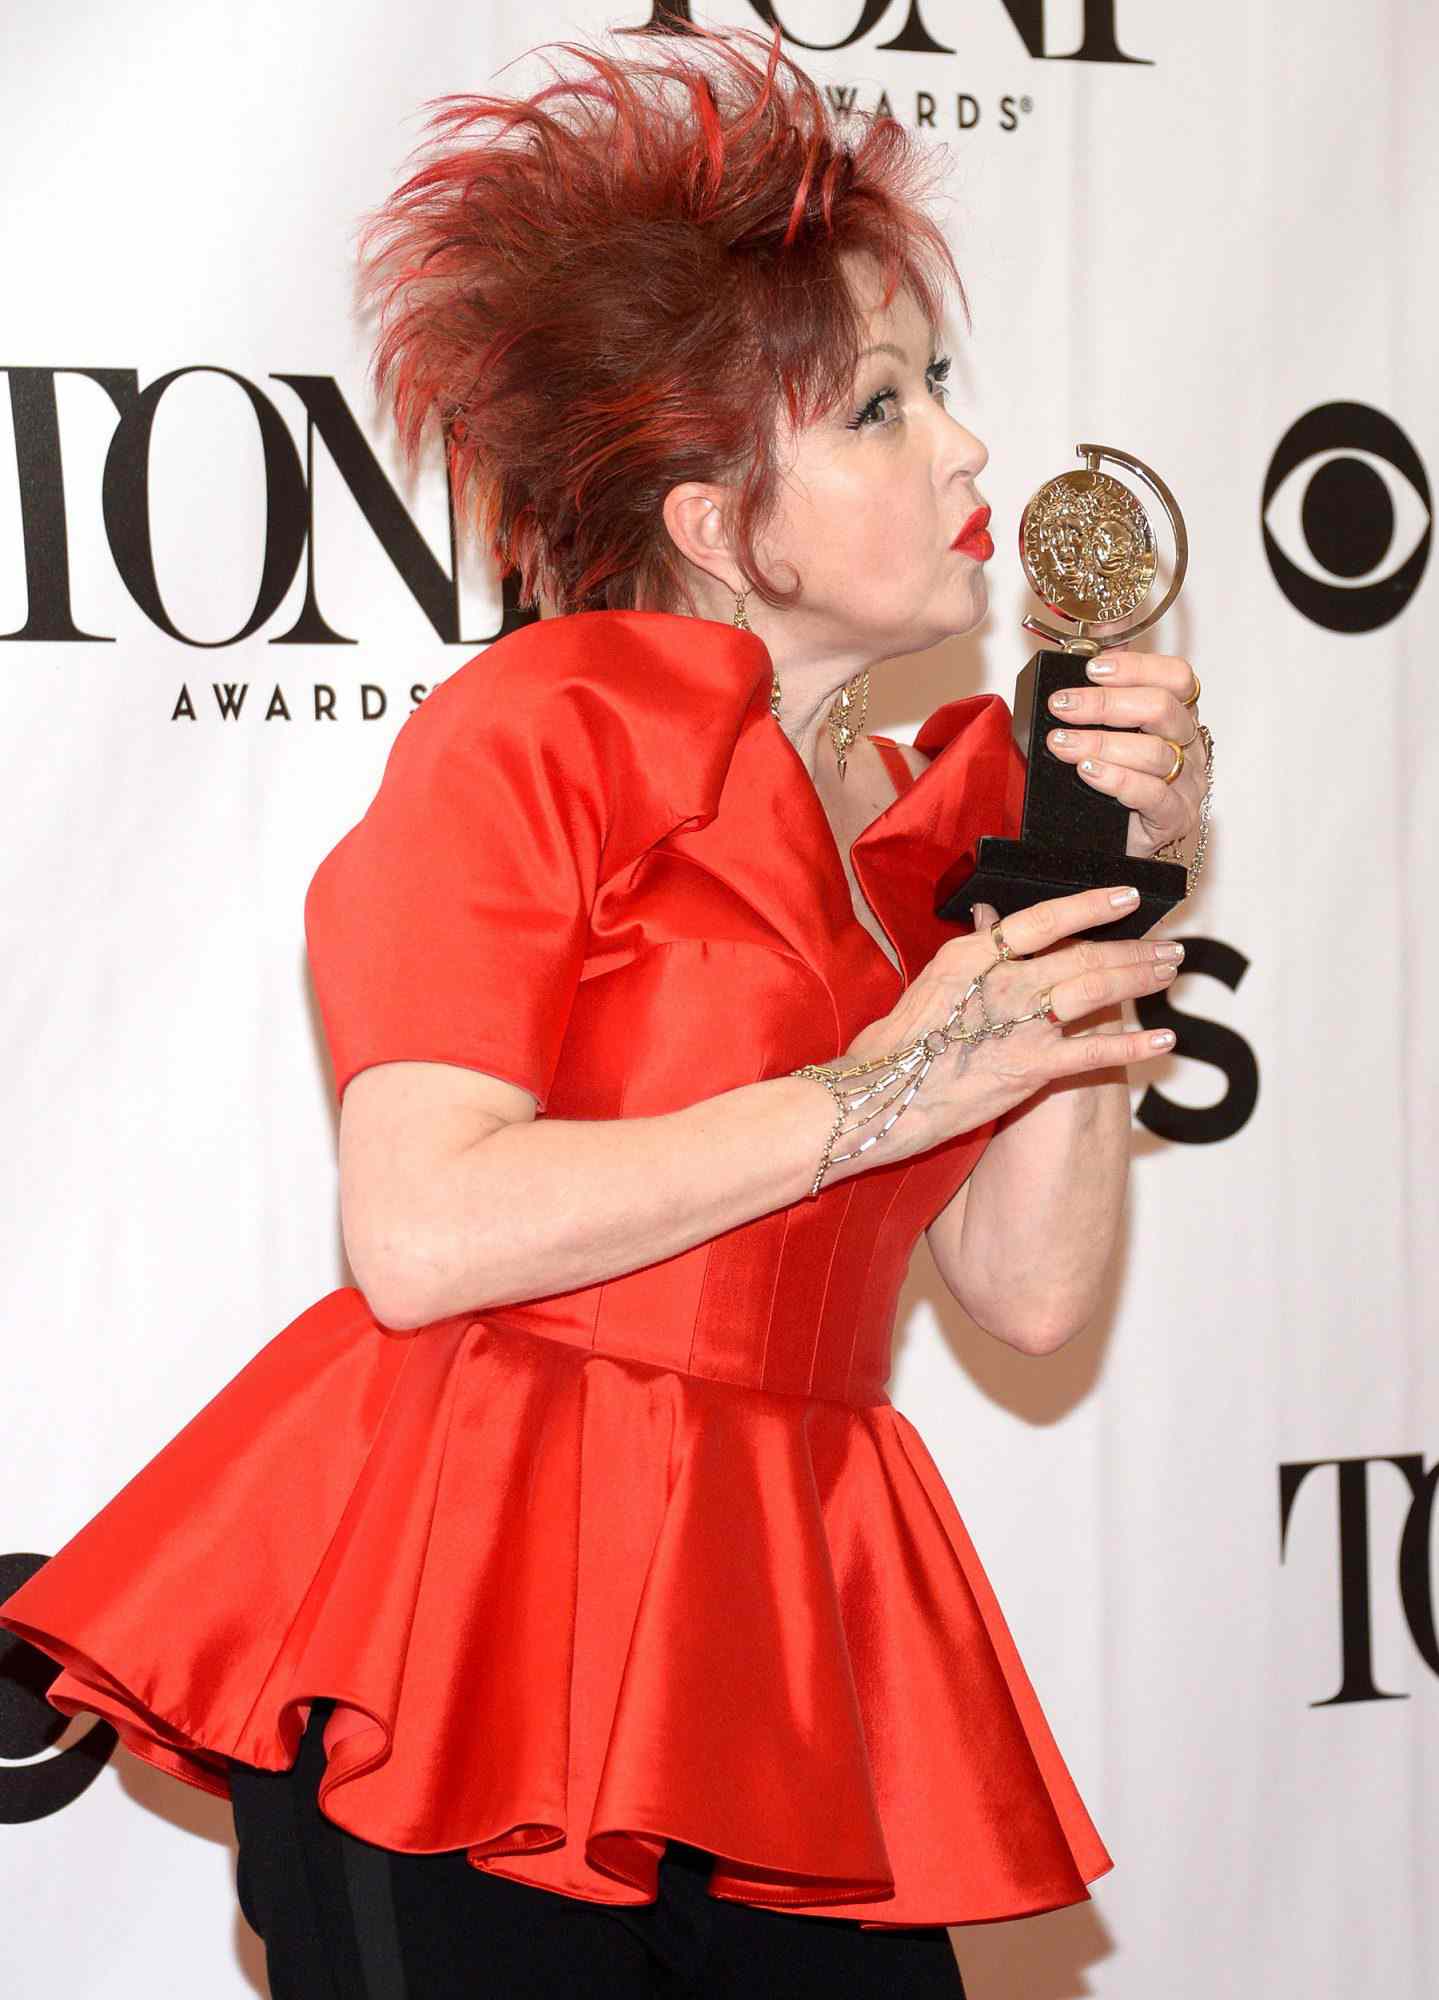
top-left (1262, 402), bottom-right (1431, 632)
top-left (0, 1553), bottom-right (117, 1824)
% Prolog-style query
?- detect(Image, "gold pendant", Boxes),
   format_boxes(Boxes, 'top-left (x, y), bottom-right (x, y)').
top-left (827, 670), bottom-right (869, 781)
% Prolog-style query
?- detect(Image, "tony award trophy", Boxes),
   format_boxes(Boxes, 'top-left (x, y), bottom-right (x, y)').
top-left (936, 444), bottom-right (1189, 942)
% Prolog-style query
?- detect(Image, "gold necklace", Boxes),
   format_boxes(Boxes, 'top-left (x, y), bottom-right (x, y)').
top-left (827, 670), bottom-right (869, 783)
top-left (735, 589), bottom-right (869, 778)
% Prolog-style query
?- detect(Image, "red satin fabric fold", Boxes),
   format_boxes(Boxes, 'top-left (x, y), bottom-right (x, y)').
top-left (0, 610), bottom-right (1112, 1929)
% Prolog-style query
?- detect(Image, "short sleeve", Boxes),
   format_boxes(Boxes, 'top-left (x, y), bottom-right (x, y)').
top-left (303, 650), bottom-right (608, 1116)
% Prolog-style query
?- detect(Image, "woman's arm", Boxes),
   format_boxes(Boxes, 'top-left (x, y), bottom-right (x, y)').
top-left (924, 1003), bottom-right (1132, 1355)
top-left (923, 644), bottom-right (1199, 1360)
top-left (905, 641), bottom-right (1204, 1353)
top-left (883, 738), bottom-right (1133, 1356)
top-left (341, 1062), bottom-right (848, 1331)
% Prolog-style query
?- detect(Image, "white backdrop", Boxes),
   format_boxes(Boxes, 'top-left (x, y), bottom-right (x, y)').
top-left (2, 3), bottom-right (1434, 1995)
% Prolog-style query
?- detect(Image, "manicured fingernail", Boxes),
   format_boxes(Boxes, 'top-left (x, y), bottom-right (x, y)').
top-left (1110, 887), bottom-right (1140, 905)
top-left (1050, 691), bottom-right (1072, 710)
top-left (1157, 942), bottom-right (1184, 961)
top-left (1155, 963), bottom-right (1176, 982)
top-left (1049, 729), bottom-right (1072, 746)
top-left (1079, 758), bottom-right (1098, 775)
top-left (1150, 1030), bottom-right (1176, 1048)
top-left (1087, 659), bottom-right (1117, 676)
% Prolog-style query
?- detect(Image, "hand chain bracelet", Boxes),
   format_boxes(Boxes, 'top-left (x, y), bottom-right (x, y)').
top-left (1155, 721), bottom-right (1214, 898)
top-left (790, 961), bottom-right (1053, 1200)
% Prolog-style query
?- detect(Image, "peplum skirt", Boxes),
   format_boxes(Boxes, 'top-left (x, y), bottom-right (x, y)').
top-left (0, 1286), bottom-right (1112, 1929)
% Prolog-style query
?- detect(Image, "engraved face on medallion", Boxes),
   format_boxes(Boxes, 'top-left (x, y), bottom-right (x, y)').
top-left (1019, 468), bottom-right (1157, 627)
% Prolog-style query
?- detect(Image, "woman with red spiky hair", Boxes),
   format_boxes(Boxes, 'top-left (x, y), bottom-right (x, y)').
top-left (1, 19), bottom-right (1207, 1994)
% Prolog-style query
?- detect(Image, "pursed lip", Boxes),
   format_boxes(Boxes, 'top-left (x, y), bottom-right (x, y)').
top-left (950, 503), bottom-right (992, 551)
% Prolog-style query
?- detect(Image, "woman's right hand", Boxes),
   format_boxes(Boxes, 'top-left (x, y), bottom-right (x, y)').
top-left (831, 883), bottom-right (1181, 1165)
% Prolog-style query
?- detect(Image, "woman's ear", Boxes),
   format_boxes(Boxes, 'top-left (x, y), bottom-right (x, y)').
top-left (662, 481), bottom-right (739, 591)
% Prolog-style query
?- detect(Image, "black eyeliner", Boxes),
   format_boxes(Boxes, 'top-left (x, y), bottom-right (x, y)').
top-left (846, 353), bottom-right (953, 430)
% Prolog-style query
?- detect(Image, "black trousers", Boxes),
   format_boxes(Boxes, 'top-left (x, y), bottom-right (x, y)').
top-left (228, 1698), bottom-right (967, 1998)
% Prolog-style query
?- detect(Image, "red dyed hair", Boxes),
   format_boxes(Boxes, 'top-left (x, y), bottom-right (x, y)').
top-left (357, 20), bottom-right (964, 616)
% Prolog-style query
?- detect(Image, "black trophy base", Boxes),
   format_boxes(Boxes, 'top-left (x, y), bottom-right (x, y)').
top-left (936, 835), bottom-right (1186, 942)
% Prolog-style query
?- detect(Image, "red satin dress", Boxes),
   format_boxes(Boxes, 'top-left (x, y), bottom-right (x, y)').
top-left (0, 608), bottom-right (1112, 1930)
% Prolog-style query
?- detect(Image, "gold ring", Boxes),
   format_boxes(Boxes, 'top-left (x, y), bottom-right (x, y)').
top-left (990, 922), bottom-right (1015, 961)
top-left (1160, 739), bottom-right (1185, 784)
top-left (1182, 671), bottom-right (1201, 708)
top-left (1035, 985), bottom-right (1062, 1026)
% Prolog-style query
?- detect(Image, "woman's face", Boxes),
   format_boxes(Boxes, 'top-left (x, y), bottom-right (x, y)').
top-left (752, 254), bottom-right (991, 669)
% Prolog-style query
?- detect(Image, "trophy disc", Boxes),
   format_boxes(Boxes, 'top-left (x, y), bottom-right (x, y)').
top-left (1020, 467), bottom-right (1157, 628)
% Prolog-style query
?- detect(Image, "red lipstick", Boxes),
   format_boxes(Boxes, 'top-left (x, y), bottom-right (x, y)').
top-left (951, 504), bottom-right (994, 561)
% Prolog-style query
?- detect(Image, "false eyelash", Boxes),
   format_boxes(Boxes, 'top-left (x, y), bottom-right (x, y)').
top-left (848, 353), bottom-right (953, 430)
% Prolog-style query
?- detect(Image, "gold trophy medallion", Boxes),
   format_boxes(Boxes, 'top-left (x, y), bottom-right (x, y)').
top-left (1017, 443), bottom-right (1188, 657)
top-left (1021, 469), bottom-right (1156, 624)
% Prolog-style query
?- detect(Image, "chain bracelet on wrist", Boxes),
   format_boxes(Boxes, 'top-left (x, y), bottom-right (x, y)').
top-left (789, 961), bottom-right (1052, 1199)
top-left (1156, 722), bottom-right (1214, 897)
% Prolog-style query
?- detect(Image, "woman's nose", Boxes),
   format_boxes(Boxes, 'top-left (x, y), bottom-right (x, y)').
top-left (956, 424), bottom-right (989, 477)
top-left (941, 418), bottom-right (988, 483)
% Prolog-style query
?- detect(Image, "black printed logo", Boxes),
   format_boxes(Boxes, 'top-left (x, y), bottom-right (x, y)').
top-left (1262, 404), bottom-right (1431, 632)
top-left (640, 0), bottom-right (1151, 63)
top-left (0, 366), bottom-right (534, 652)
top-left (1134, 938), bottom-right (1259, 1146)
top-left (1279, 1456), bottom-right (1439, 1706)
top-left (0, 1553), bottom-right (117, 1824)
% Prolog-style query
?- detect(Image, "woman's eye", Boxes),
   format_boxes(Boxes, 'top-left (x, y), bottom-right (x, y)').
top-left (848, 356), bottom-right (953, 431)
top-left (849, 388), bottom-right (898, 430)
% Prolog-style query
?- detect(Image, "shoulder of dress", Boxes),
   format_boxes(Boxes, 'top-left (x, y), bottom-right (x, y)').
top-left (438, 607), bottom-right (765, 698)
top-left (912, 690), bottom-right (1013, 761)
top-left (400, 609), bottom-right (773, 864)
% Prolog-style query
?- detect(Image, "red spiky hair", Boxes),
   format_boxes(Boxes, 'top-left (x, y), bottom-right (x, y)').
top-left (356, 18), bottom-right (964, 615)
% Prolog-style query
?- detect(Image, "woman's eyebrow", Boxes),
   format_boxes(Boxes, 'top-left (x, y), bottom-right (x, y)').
top-left (855, 341), bottom-right (941, 366)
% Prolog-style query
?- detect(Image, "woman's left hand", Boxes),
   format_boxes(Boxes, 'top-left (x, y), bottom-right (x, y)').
top-left (1041, 650), bottom-right (1207, 860)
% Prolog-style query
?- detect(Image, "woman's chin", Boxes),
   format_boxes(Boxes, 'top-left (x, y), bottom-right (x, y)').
top-left (929, 574), bottom-right (989, 645)
top-left (961, 568), bottom-right (990, 621)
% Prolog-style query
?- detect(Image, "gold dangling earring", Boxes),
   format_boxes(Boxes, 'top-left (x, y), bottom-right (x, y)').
top-left (827, 670), bottom-right (869, 782)
top-left (733, 583), bottom-right (781, 718)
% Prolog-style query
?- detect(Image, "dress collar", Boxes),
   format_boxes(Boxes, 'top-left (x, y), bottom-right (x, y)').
top-left (852, 693), bottom-right (1025, 985)
top-left (536, 609), bottom-right (1022, 1027)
